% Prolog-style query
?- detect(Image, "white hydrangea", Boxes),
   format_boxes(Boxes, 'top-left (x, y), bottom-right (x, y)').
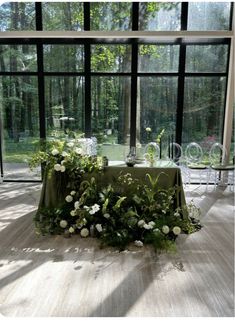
top-left (65, 195), bottom-right (73, 203)
top-left (74, 201), bottom-right (80, 209)
top-left (162, 225), bottom-right (170, 234)
top-left (80, 228), bottom-right (89, 238)
top-left (137, 220), bottom-right (145, 227)
top-left (173, 226), bottom-right (181, 235)
top-left (70, 210), bottom-right (76, 217)
top-left (70, 190), bottom-right (76, 196)
top-left (104, 213), bottom-right (110, 219)
top-left (95, 224), bottom-right (102, 232)
top-left (54, 164), bottom-right (61, 172)
top-left (69, 227), bottom-right (75, 233)
top-left (60, 220), bottom-right (68, 228)
top-left (51, 149), bottom-right (59, 156)
top-left (134, 240), bottom-right (144, 247)
top-left (60, 165), bottom-right (66, 172)
top-left (61, 151), bottom-right (69, 157)
top-left (75, 147), bottom-right (83, 155)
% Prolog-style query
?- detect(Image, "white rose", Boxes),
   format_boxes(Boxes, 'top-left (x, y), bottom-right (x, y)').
top-left (134, 240), bottom-right (144, 247)
top-left (143, 224), bottom-right (152, 230)
top-left (95, 224), bottom-right (102, 232)
top-left (54, 164), bottom-right (61, 172)
top-left (69, 227), bottom-right (75, 233)
top-left (162, 225), bottom-right (170, 234)
top-left (60, 165), bottom-right (66, 172)
top-left (153, 228), bottom-right (160, 233)
top-left (80, 228), bottom-right (89, 238)
top-left (62, 151), bottom-right (68, 157)
top-left (70, 210), bottom-right (76, 217)
top-left (74, 201), bottom-right (80, 209)
top-left (67, 142), bottom-right (74, 148)
top-left (137, 220), bottom-right (145, 227)
top-left (173, 226), bottom-right (181, 235)
top-left (51, 149), bottom-right (59, 156)
top-left (60, 220), bottom-right (67, 228)
top-left (148, 221), bottom-right (155, 227)
top-left (104, 213), bottom-right (110, 219)
top-left (70, 191), bottom-right (76, 196)
top-left (75, 147), bottom-right (83, 155)
top-left (65, 195), bottom-right (73, 203)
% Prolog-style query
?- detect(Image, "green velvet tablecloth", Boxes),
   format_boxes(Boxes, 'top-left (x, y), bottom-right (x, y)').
top-left (38, 162), bottom-right (186, 216)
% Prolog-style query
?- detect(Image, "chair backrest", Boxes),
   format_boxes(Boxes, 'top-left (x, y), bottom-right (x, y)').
top-left (185, 142), bottom-right (203, 164)
top-left (209, 142), bottom-right (227, 166)
top-left (167, 142), bottom-right (183, 162)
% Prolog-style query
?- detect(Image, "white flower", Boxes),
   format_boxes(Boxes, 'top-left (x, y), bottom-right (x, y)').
top-left (70, 210), bottom-right (76, 217)
top-left (149, 221), bottom-right (155, 227)
top-left (65, 195), bottom-right (73, 203)
top-left (74, 201), bottom-right (80, 209)
top-left (70, 191), bottom-right (76, 196)
top-left (134, 240), bottom-right (144, 247)
top-left (80, 228), bottom-right (89, 238)
top-left (51, 149), bottom-right (59, 156)
top-left (153, 228), bottom-right (160, 233)
top-left (61, 160), bottom-right (66, 165)
top-left (174, 212), bottom-right (180, 217)
top-left (95, 224), bottom-right (102, 232)
top-left (60, 165), bottom-right (66, 172)
top-left (162, 225), bottom-right (170, 234)
top-left (173, 226), bottom-right (181, 235)
top-left (89, 204), bottom-right (100, 215)
top-left (54, 164), bottom-right (61, 172)
top-left (137, 220), bottom-right (145, 227)
top-left (83, 205), bottom-right (89, 211)
top-left (145, 127), bottom-right (152, 132)
top-left (143, 224), bottom-right (152, 230)
top-left (60, 220), bottom-right (67, 228)
top-left (75, 147), bottom-right (83, 155)
top-left (69, 227), bottom-right (75, 233)
top-left (162, 210), bottom-right (166, 214)
top-left (67, 142), bottom-right (74, 148)
top-left (61, 151), bottom-right (68, 157)
top-left (103, 213), bottom-right (110, 219)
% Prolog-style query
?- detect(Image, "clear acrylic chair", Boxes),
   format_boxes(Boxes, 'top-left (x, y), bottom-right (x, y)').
top-left (166, 142), bottom-right (187, 185)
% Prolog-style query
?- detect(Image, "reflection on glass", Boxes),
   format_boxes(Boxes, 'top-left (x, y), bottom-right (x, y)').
top-left (90, 2), bottom-right (132, 30)
top-left (188, 2), bottom-right (231, 30)
top-left (43, 45), bottom-right (84, 72)
top-left (0, 45), bottom-right (37, 72)
top-left (186, 45), bottom-right (228, 73)
top-left (139, 2), bottom-right (181, 31)
top-left (42, 2), bottom-right (83, 30)
top-left (138, 45), bottom-right (179, 72)
top-left (182, 77), bottom-right (226, 150)
top-left (45, 77), bottom-right (84, 139)
top-left (0, 2), bottom-right (35, 31)
top-left (137, 77), bottom-right (178, 158)
top-left (0, 76), bottom-right (40, 180)
top-left (91, 45), bottom-right (131, 72)
top-left (91, 77), bottom-right (131, 160)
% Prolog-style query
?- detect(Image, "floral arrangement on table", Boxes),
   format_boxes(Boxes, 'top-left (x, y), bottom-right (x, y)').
top-left (33, 140), bottom-right (201, 251)
top-left (144, 128), bottom-right (165, 166)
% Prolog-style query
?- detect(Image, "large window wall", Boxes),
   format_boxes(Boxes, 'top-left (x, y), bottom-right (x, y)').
top-left (0, 2), bottom-right (233, 180)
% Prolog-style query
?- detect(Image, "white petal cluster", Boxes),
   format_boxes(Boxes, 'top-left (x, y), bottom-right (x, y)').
top-left (70, 191), bottom-right (76, 196)
top-left (103, 213), bottom-right (110, 219)
top-left (89, 204), bottom-right (100, 215)
top-left (69, 227), bottom-right (75, 233)
top-left (134, 240), bottom-right (144, 247)
top-left (65, 195), bottom-right (73, 203)
top-left (74, 201), bottom-right (80, 209)
top-left (145, 127), bottom-right (152, 132)
top-left (80, 228), bottom-right (89, 237)
top-left (137, 220), bottom-right (145, 227)
top-left (61, 151), bottom-right (69, 157)
top-left (67, 142), bottom-right (74, 148)
top-left (60, 220), bottom-right (68, 228)
top-left (54, 163), bottom-right (66, 172)
top-left (96, 224), bottom-right (102, 232)
top-left (173, 226), bottom-right (181, 235)
top-left (70, 210), bottom-right (76, 217)
top-left (162, 225), bottom-right (170, 234)
top-left (75, 147), bottom-right (83, 155)
top-left (51, 149), bottom-right (59, 156)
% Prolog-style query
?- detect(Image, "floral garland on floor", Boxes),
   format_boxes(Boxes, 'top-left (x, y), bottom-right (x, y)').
top-left (31, 138), bottom-right (202, 251)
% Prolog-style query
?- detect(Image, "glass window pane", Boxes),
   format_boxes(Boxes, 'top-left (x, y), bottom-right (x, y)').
top-left (139, 2), bottom-right (181, 31)
top-left (42, 2), bottom-right (84, 31)
top-left (0, 2), bottom-right (36, 31)
top-left (0, 45), bottom-right (37, 72)
top-left (91, 77), bottom-right (131, 160)
top-left (182, 77), bottom-right (226, 149)
top-left (137, 77), bottom-right (178, 157)
top-left (188, 2), bottom-right (231, 31)
top-left (0, 76), bottom-right (40, 180)
top-left (91, 45), bottom-right (131, 72)
top-left (186, 45), bottom-right (229, 73)
top-left (90, 2), bottom-right (132, 30)
top-left (43, 45), bottom-right (84, 72)
top-left (138, 45), bottom-right (179, 72)
top-left (45, 77), bottom-right (84, 139)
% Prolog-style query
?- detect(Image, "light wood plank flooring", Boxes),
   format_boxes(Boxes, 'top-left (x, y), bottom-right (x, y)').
top-left (0, 182), bottom-right (234, 317)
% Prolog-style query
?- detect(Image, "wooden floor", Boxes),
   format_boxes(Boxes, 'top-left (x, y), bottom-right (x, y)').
top-left (0, 182), bottom-right (234, 317)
